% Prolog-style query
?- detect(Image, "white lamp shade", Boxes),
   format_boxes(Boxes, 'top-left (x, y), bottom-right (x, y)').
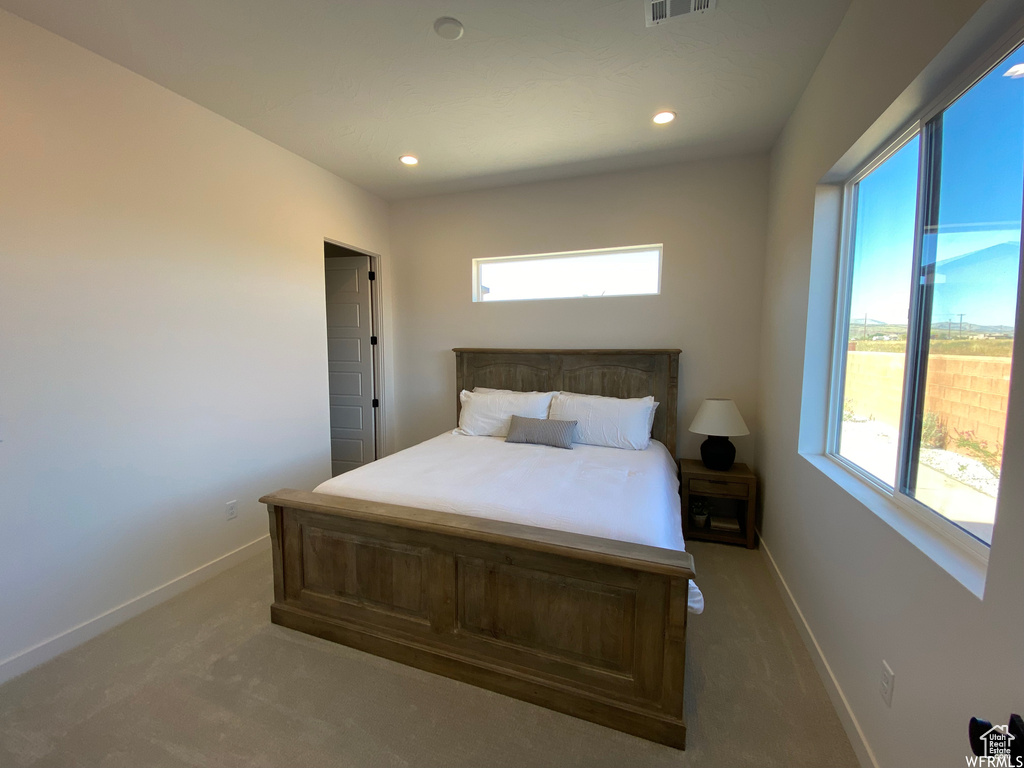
top-left (688, 398), bottom-right (749, 437)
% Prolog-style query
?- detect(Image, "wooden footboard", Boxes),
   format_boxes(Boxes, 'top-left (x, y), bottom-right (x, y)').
top-left (261, 489), bottom-right (695, 748)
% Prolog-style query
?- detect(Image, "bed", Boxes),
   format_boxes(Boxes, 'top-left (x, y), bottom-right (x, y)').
top-left (260, 349), bottom-right (697, 748)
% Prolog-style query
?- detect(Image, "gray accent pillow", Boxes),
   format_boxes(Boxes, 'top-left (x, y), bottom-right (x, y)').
top-left (505, 415), bottom-right (577, 450)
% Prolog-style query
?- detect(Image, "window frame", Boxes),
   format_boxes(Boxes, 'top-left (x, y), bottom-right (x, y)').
top-left (471, 244), bottom-right (663, 303)
top-left (826, 32), bottom-right (1024, 564)
top-left (827, 125), bottom-right (920, 500)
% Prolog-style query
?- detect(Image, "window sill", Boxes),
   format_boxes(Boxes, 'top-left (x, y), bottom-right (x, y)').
top-left (800, 452), bottom-right (987, 599)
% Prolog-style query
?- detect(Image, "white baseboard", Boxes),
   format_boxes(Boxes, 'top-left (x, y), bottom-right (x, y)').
top-left (0, 535), bottom-right (270, 685)
top-left (760, 539), bottom-right (880, 768)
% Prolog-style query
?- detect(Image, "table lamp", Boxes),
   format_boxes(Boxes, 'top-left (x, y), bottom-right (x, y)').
top-left (689, 398), bottom-right (749, 471)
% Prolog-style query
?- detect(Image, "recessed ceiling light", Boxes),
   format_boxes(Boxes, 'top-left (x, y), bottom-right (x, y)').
top-left (399, 155), bottom-right (419, 166)
top-left (653, 111), bottom-right (676, 124)
top-left (434, 17), bottom-right (464, 40)
top-left (1004, 64), bottom-right (1024, 79)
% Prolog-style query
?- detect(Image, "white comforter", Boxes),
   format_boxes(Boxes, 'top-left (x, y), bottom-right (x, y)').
top-left (313, 433), bottom-right (704, 613)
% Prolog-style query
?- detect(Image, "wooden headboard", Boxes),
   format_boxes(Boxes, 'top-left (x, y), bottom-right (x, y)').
top-left (453, 348), bottom-right (681, 457)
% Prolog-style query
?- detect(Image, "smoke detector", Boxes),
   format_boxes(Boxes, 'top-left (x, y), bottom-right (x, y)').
top-left (645, 0), bottom-right (717, 27)
top-left (434, 17), bottom-right (464, 40)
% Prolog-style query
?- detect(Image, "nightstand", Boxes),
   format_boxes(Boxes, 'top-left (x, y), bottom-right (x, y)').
top-left (678, 459), bottom-right (757, 548)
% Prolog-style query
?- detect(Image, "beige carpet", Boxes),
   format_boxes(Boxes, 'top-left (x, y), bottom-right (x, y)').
top-left (0, 541), bottom-right (859, 768)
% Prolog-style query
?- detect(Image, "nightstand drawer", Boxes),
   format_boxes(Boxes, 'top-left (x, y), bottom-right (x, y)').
top-left (688, 478), bottom-right (749, 498)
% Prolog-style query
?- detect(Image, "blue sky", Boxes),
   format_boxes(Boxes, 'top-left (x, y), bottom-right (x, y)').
top-left (848, 43), bottom-right (1024, 329)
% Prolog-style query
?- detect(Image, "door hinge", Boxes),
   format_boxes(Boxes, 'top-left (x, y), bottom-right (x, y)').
top-left (370, 335), bottom-right (377, 345)
top-left (368, 271), bottom-right (375, 281)
top-left (372, 398), bottom-right (379, 408)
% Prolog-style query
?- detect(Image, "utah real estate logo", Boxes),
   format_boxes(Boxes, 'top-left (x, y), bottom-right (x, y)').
top-left (967, 724), bottom-right (1021, 767)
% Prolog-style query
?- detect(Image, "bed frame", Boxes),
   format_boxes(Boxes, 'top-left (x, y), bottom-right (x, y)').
top-left (261, 349), bottom-right (694, 748)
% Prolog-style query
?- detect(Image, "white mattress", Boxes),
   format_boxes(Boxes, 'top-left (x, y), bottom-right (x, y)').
top-left (313, 432), bottom-right (704, 613)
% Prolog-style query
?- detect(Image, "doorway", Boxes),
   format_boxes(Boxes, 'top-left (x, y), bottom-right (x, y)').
top-left (324, 241), bottom-right (381, 475)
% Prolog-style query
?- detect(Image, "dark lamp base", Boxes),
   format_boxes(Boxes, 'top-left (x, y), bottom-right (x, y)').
top-left (700, 435), bottom-right (736, 471)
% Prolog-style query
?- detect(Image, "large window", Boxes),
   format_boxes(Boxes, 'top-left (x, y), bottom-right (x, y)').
top-left (831, 40), bottom-right (1024, 548)
top-left (472, 245), bottom-right (662, 302)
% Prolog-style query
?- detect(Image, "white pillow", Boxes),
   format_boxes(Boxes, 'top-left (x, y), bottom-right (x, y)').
top-left (455, 389), bottom-right (555, 437)
top-left (549, 391), bottom-right (658, 450)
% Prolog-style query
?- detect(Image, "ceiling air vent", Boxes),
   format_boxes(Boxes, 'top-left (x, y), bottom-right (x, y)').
top-left (645, 0), bottom-right (717, 27)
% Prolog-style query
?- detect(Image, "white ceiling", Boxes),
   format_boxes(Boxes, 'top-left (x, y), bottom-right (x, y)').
top-left (0, 0), bottom-right (849, 199)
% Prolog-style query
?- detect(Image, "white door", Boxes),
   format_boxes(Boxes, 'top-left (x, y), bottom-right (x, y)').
top-left (325, 248), bottom-right (376, 475)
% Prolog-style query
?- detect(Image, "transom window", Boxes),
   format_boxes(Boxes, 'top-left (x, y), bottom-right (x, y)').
top-left (830, 39), bottom-right (1024, 549)
top-left (472, 245), bottom-right (662, 302)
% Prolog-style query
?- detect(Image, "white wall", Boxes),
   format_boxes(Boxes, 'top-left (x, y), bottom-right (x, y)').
top-left (389, 156), bottom-right (768, 463)
top-left (759, 1), bottom-right (1024, 766)
top-left (0, 10), bottom-right (392, 679)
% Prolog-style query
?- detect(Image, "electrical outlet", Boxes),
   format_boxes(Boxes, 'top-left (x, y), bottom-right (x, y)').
top-left (225, 500), bottom-right (238, 520)
top-left (880, 660), bottom-right (895, 707)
